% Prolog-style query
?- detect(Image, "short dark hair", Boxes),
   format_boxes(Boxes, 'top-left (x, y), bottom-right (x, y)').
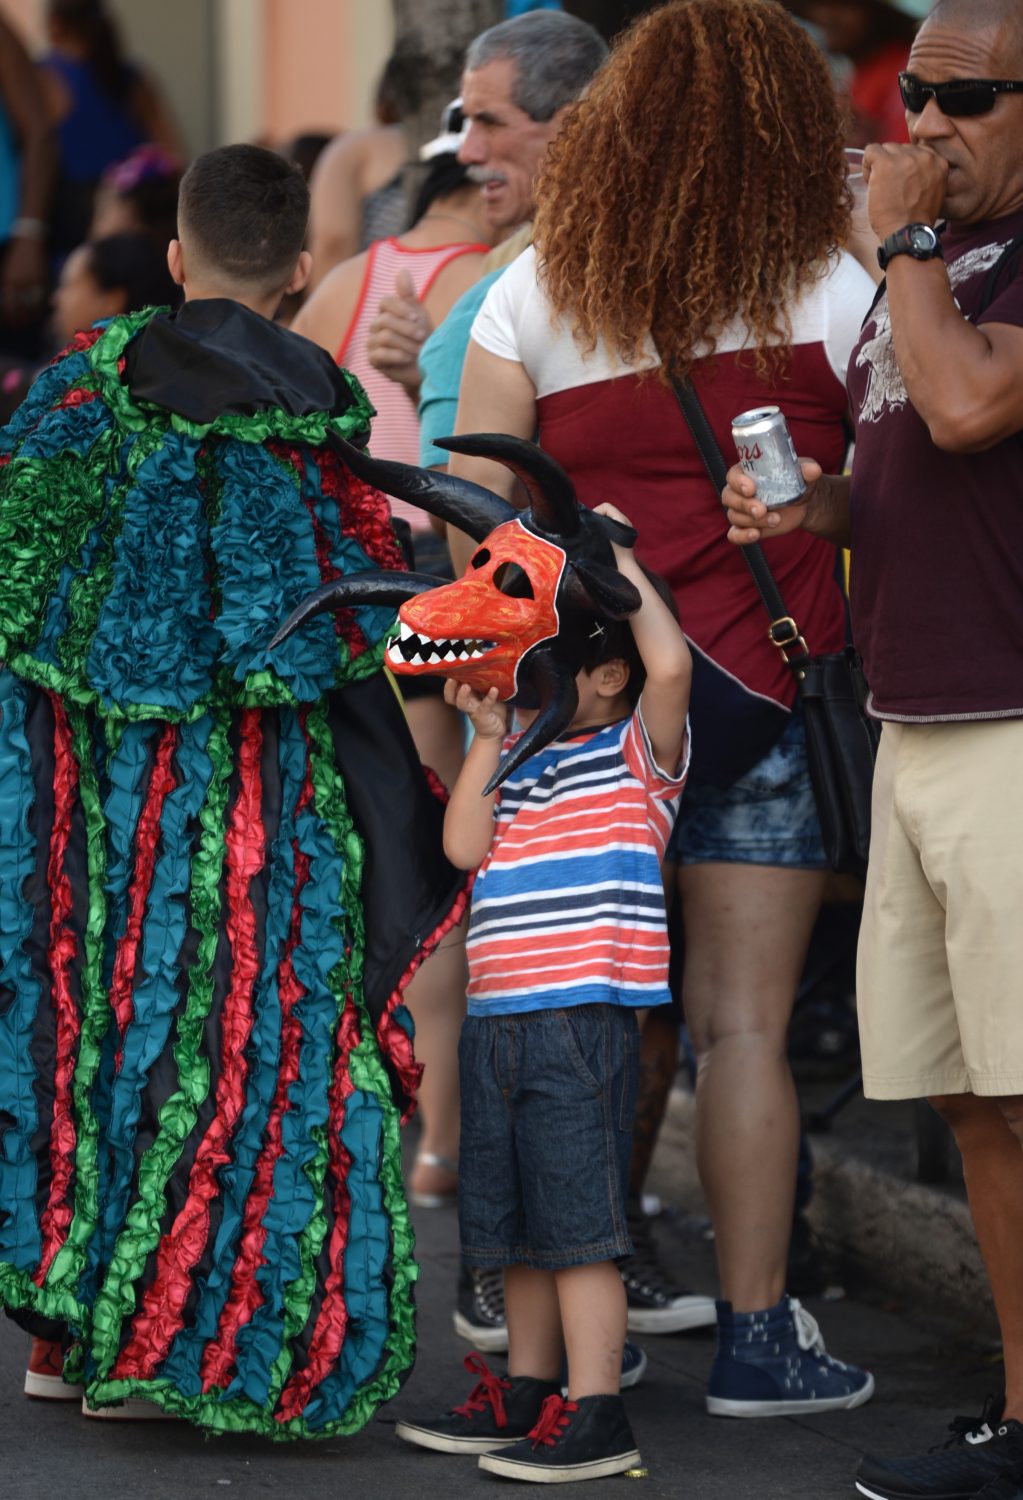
top-left (579, 567), bottom-right (677, 708)
top-left (177, 144), bottom-right (309, 292)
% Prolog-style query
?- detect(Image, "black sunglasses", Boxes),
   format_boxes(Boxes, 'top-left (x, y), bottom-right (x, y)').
top-left (899, 72), bottom-right (1023, 117)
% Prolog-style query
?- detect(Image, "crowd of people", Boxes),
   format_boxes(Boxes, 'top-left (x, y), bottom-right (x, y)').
top-left (1, 0), bottom-right (1022, 1493)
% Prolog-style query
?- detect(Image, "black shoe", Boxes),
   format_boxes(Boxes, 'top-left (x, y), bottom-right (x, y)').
top-left (395, 1354), bottom-right (559, 1455)
top-left (975, 1470), bottom-right (1023, 1500)
top-left (478, 1393), bottom-right (641, 1482)
top-left (855, 1396), bottom-right (1022, 1500)
top-left (453, 1263), bottom-right (507, 1352)
top-left (620, 1202), bottom-right (716, 1334)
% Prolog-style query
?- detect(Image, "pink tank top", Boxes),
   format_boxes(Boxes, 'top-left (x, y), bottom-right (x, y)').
top-left (337, 237), bottom-right (487, 530)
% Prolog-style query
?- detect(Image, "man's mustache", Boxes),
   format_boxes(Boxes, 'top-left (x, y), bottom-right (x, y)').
top-left (466, 165), bottom-right (507, 185)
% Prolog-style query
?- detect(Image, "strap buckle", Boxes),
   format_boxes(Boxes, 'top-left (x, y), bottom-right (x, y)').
top-left (768, 616), bottom-right (809, 665)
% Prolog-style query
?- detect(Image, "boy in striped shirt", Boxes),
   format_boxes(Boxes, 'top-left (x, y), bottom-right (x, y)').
top-left (396, 503), bottom-right (691, 1482)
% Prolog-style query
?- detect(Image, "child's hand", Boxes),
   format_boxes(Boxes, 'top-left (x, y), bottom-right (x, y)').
top-left (444, 680), bottom-right (508, 740)
top-left (593, 501), bottom-right (636, 566)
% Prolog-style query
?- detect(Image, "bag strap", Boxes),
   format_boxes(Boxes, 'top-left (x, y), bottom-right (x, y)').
top-left (665, 372), bottom-right (810, 673)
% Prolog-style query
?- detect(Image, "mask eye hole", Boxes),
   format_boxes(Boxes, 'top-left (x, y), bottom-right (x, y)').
top-left (493, 561), bottom-right (535, 599)
top-left (470, 547), bottom-right (491, 569)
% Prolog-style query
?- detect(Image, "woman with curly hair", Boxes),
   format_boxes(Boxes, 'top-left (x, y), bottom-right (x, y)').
top-left (446, 0), bottom-right (877, 1424)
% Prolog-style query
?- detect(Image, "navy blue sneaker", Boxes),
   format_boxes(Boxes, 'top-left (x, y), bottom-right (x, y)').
top-left (707, 1294), bottom-right (874, 1417)
top-left (855, 1397), bottom-right (1023, 1500)
top-left (559, 1338), bottom-right (647, 1396)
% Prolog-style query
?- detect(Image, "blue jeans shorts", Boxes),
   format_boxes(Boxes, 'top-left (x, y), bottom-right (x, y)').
top-left (668, 702), bottom-right (827, 868)
top-left (457, 1004), bottom-right (640, 1270)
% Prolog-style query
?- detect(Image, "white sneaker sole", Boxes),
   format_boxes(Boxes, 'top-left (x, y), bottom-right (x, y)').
top-left (452, 1310), bottom-right (509, 1352)
top-left (82, 1397), bottom-right (177, 1420)
top-left (854, 1485), bottom-right (895, 1500)
top-left (24, 1370), bottom-right (84, 1401)
top-left (627, 1297), bottom-right (717, 1334)
top-left (394, 1421), bottom-right (522, 1454)
top-left (478, 1447), bottom-right (641, 1482)
top-left (706, 1371), bottom-right (875, 1418)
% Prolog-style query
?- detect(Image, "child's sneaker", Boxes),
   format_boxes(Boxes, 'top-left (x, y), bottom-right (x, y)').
top-left (478, 1393), bottom-right (641, 1482)
top-left (706, 1294), bottom-right (874, 1417)
top-left (395, 1353), bottom-right (560, 1454)
top-left (24, 1339), bottom-right (84, 1401)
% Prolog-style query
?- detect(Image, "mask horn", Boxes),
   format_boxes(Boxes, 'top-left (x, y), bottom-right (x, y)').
top-left (483, 647), bottom-right (579, 796)
top-left (437, 434), bottom-right (580, 541)
top-left (270, 571), bottom-right (441, 648)
top-left (328, 433), bottom-right (516, 542)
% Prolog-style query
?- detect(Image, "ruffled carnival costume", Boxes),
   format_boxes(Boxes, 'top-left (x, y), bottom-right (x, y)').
top-left (0, 301), bottom-right (468, 1438)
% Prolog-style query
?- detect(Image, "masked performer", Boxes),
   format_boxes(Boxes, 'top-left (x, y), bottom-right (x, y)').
top-left (0, 144), bottom-right (468, 1439)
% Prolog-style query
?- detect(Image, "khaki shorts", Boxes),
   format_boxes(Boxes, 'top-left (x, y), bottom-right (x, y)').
top-left (857, 717), bottom-right (1023, 1100)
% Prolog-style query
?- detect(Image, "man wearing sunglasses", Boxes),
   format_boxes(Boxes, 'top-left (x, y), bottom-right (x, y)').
top-left (724, 2), bottom-right (1023, 1496)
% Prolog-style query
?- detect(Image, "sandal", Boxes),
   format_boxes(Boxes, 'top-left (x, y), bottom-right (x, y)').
top-left (410, 1152), bottom-right (458, 1208)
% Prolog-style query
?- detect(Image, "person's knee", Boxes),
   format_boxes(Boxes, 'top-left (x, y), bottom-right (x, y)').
top-left (928, 1091), bottom-right (999, 1145)
top-left (688, 1008), bottom-right (788, 1064)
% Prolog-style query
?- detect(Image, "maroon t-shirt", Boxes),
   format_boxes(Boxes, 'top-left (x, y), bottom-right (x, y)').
top-left (848, 208), bottom-right (1023, 719)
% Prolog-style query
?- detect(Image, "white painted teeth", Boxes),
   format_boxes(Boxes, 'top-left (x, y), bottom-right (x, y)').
top-left (399, 621), bottom-right (414, 641)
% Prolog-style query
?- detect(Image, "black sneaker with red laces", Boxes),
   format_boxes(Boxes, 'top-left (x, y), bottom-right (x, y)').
top-left (856, 1395), bottom-right (1023, 1499)
top-left (478, 1392), bottom-right (641, 1482)
top-left (395, 1353), bottom-right (560, 1455)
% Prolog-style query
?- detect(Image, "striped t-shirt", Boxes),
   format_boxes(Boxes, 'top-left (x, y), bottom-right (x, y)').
top-left (465, 709), bottom-right (688, 1015)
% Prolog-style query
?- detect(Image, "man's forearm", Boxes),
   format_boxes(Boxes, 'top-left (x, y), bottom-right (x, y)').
top-left (804, 474), bottom-right (852, 550)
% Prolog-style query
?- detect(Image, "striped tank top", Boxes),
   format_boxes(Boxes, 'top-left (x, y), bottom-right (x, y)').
top-left (336, 236), bottom-right (488, 529)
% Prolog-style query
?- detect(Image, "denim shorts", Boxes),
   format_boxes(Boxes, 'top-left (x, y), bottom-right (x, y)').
top-left (457, 1004), bottom-right (639, 1269)
top-left (668, 702), bottom-right (827, 868)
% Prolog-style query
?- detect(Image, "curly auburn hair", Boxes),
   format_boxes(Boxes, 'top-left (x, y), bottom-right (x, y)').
top-left (532, 0), bottom-right (851, 384)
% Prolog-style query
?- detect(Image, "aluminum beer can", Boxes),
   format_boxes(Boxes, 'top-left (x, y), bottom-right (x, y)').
top-left (731, 405), bottom-right (806, 509)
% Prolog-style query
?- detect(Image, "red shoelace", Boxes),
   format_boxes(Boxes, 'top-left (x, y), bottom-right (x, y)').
top-left (452, 1352), bottom-right (512, 1428)
top-left (528, 1394), bottom-right (579, 1449)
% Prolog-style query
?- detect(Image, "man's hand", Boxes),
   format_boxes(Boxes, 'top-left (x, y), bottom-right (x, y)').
top-left (444, 679), bottom-right (508, 740)
top-left (366, 267), bottom-right (433, 396)
top-left (863, 142), bottom-right (949, 240)
top-left (723, 459), bottom-right (823, 545)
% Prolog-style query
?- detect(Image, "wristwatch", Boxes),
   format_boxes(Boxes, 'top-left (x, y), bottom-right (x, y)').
top-left (877, 222), bottom-right (943, 271)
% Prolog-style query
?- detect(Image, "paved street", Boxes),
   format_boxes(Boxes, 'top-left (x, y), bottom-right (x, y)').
top-left (0, 1096), bottom-right (1001, 1500)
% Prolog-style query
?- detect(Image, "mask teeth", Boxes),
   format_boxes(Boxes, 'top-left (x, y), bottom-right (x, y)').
top-left (391, 628), bottom-right (498, 665)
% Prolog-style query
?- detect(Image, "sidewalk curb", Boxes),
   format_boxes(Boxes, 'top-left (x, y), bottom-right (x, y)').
top-left (655, 1089), bottom-right (997, 1334)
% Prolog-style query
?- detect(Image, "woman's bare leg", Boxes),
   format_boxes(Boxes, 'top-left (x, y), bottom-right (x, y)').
top-left (679, 861), bottom-right (825, 1312)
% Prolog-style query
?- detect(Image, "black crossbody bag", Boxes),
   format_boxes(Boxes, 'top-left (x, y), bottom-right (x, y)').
top-left (667, 375), bottom-right (880, 879)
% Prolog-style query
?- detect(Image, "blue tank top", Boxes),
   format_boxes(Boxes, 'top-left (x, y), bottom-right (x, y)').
top-left (44, 52), bottom-right (143, 182)
top-left (0, 95), bottom-right (19, 242)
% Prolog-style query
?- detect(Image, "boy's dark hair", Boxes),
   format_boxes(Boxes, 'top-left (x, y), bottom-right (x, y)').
top-left (579, 567), bottom-right (678, 708)
top-left (88, 231), bottom-right (181, 313)
top-left (177, 145), bottom-right (309, 292)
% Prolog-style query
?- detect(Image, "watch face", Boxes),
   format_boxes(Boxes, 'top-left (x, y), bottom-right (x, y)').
top-left (909, 225), bottom-right (936, 253)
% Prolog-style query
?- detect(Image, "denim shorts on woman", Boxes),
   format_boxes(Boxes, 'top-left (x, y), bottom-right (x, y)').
top-left (667, 701), bottom-right (827, 868)
top-left (457, 1004), bottom-right (639, 1270)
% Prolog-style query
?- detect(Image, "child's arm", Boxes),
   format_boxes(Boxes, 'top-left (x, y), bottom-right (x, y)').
top-left (441, 680), bottom-right (509, 869)
top-left (594, 503), bottom-right (692, 773)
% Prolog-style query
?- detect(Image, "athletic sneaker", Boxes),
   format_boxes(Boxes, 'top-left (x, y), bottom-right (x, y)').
top-left (24, 1339), bottom-right (83, 1401)
top-left (707, 1294), bottom-right (874, 1417)
top-left (453, 1263), bottom-right (508, 1352)
top-left (975, 1470), bottom-right (1023, 1500)
top-left (478, 1393), bottom-right (641, 1483)
top-left (620, 1203), bottom-right (716, 1334)
top-left (855, 1396), bottom-right (1023, 1500)
top-left (82, 1397), bottom-right (177, 1420)
top-left (395, 1353), bottom-right (559, 1455)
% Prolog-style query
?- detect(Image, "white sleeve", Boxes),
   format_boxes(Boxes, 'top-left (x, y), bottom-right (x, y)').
top-left (822, 252), bottom-right (879, 385)
top-left (470, 245), bottom-right (538, 364)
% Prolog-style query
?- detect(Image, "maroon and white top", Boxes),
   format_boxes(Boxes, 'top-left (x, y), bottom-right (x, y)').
top-left (471, 246), bottom-right (875, 708)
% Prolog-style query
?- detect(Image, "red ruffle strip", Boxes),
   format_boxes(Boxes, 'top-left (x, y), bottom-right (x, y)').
top-left (200, 756), bottom-right (315, 1393)
top-left (35, 697), bottom-right (80, 1283)
top-left (114, 709), bottom-right (266, 1382)
top-left (109, 726), bottom-right (179, 1066)
top-left (49, 326), bottom-right (105, 365)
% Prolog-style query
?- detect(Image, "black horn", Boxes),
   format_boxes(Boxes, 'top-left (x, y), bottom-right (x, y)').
top-left (271, 571), bottom-right (442, 648)
top-left (437, 434), bottom-right (580, 541)
top-left (483, 648), bottom-right (579, 796)
top-left (328, 434), bottom-right (516, 541)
